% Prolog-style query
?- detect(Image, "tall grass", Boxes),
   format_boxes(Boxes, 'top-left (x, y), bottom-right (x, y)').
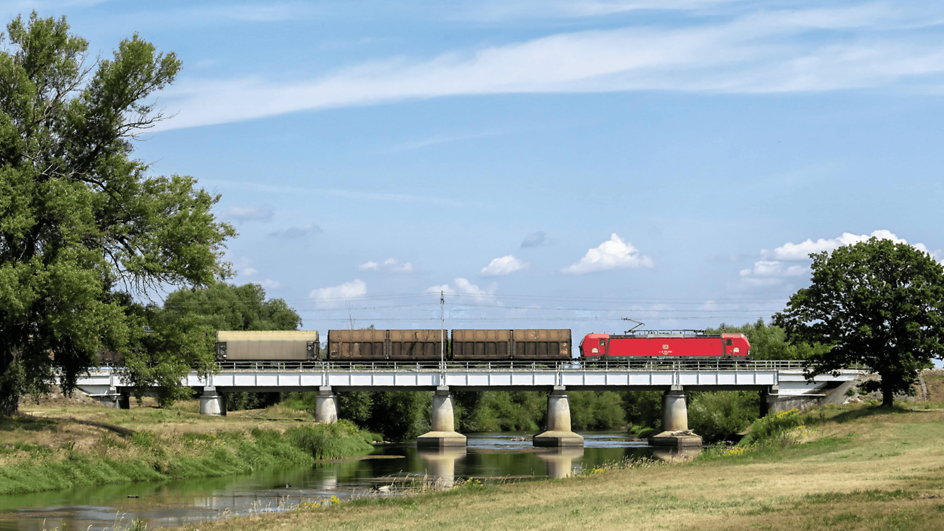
top-left (0, 422), bottom-right (378, 495)
top-left (285, 420), bottom-right (377, 460)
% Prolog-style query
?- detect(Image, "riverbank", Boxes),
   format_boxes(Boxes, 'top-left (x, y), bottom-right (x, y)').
top-left (1, 400), bottom-right (378, 495)
top-left (175, 402), bottom-right (944, 531)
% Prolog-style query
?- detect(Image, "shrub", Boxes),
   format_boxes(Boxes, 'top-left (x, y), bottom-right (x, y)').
top-left (738, 409), bottom-right (803, 447)
top-left (286, 420), bottom-right (375, 460)
top-left (688, 391), bottom-right (758, 443)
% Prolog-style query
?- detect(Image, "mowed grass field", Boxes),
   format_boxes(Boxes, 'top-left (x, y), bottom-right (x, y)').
top-left (179, 404), bottom-right (944, 531)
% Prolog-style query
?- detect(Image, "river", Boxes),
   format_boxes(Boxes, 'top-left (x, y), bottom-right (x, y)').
top-left (0, 432), bottom-right (663, 531)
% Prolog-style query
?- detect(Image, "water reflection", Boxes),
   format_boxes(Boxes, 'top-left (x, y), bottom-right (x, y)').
top-left (536, 447), bottom-right (584, 479)
top-left (0, 432), bottom-right (657, 531)
top-left (417, 448), bottom-right (467, 488)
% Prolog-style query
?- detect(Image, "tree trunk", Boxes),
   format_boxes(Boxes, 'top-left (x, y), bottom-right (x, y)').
top-left (881, 377), bottom-right (895, 408)
top-left (0, 353), bottom-right (20, 416)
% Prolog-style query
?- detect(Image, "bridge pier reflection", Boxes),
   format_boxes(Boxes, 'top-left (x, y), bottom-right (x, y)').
top-left (538, 447), bottom-right (584, 479)
top-left (418, 447), bottom-right (467, 489)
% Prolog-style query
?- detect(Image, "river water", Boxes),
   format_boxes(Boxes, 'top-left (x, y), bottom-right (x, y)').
top-left (0, 432), bottom-right (658, 531)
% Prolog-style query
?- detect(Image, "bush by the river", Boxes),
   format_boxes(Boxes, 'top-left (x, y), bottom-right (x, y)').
top-left (285, 420), bottom-right (378, 460)
top-left (687, 391), bottom-right (758, 443)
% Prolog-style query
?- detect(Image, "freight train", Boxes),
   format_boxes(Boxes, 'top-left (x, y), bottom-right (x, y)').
top-left (214, 329), bottom-right (751, 362)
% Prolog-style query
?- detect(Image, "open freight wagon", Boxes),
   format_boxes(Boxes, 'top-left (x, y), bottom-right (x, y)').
top-left (451, 329), bottom-right (572, 361)
top-left (326, 329), bottom-right (444, 361)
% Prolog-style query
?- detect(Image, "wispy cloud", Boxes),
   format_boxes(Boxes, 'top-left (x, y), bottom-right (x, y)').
top-left (151, 4), bottom-right (944, 131)
top-left (203, 179), bottom-right (467, 207)
top-left (267, 223), bottom-right (322, 238)
top-left (359, 258), bottom-right (414, 272)
top-left (426, 278), bottom-right (496, 300)
top-left (455, 0), bottom-right (742, 21)
top-left (223, 204), bottom-right (274, 222)
top-left (521, 231), bottom-right (548, 248)
top-left (381, 129), bottom-right (513, 153)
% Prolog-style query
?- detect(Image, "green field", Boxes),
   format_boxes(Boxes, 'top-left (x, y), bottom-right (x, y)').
top-left (176, 403), bottom-right (944, 531)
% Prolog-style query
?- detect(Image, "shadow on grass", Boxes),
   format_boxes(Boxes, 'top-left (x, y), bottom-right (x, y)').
top-left (0, 415), bottom-right (56, 432)
top-left (826, 405), bottom-right (913, 424)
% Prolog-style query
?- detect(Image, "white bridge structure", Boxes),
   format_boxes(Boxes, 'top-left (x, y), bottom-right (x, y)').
top-left (75, 359), bottom-right (863, 448)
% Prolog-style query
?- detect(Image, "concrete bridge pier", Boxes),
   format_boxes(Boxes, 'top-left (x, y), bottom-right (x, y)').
top-left (316, 387), bottom-right (338, 424)
top-left (533, 386), bottom-right (584, 447)
top-left (663, 386), bottom-right (689, 431)
top-left (117, 390), bottom-right (130, 410)
top-left (95, 386), bottom-right (129, 409)
top-left (760, 386), bottom-right (780, 417)
top-left (199, 386), bottom-right (226, 416)
top-left (417, 386), bottom-right (466, 448)
top-left (648, 386), bottom-right (702, 449)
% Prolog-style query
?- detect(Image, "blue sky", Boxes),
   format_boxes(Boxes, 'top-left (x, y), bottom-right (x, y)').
top-left (10, 0), bottom-right (944, 346)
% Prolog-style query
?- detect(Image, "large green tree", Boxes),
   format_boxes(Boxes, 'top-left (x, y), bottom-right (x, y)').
top-left (0, 14), bottom-right (235, 414)
top-left (774, 237), bottom-right (944, 407)
top-left (708, 319), bottom-right (829, 360)
top-left (137, 283), bottom-right (301, 407)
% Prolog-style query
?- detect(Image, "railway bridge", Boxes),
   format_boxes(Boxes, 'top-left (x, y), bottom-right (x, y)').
top-left (74, 359), bottom-right (862, 448)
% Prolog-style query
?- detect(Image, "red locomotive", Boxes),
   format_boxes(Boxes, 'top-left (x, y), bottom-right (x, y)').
top-left (579, 331), bottom-right (751, 359)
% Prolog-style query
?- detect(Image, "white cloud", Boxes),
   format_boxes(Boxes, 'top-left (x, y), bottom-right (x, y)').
top-left (426, 283), bottom-right (453, 296)
top-left (360, 258), bottom-right (413, 272)
top-left (151, 5), bottom-right (944, 131)
top-left (765, 230), bottom-right (934, 260)
top-left (562, 233), bottom-right (653, 274)
top-left (742, 229), bottom-right (941, 288)
top-left (232, 256), bottom-right (257, 277)
top-left (222, 204), bottom-right (274, 222)
top-left (739, 261), bottom-right (808, 278)
top-left (384, 258), bottom-right (414, 272)
top-left (309, 279), bottom-right (367, 303)
top-left (481, 255), bottom-right (529, 276)
top-left (426, 278), bottom-right (496, 300)
top-left (261, 279), bottom-right (282, 290)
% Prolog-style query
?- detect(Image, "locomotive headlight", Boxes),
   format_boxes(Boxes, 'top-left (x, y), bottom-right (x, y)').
top-left (591, 348), bottom-right (599, 353)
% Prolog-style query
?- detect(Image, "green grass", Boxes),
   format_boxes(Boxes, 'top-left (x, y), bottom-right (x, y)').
top-left (0, 410), bottom-right (381, 495)
top-left (286, 420), bottom-right (378, 460)
top-left (173, 403), bottom-right (944, 531)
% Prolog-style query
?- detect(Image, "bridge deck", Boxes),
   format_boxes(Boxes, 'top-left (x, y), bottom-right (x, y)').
top-left (75, 360), bottom-right (863, 396)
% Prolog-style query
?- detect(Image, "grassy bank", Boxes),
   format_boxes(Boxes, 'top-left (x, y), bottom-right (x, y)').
top-left (176, 401), bottom-right (944, 531)
top-left (1, 401), bottom-right (378, 495)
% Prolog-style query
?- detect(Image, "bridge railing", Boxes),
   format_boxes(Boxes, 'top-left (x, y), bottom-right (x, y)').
top-left (203, 358), bottom-right (863, 373)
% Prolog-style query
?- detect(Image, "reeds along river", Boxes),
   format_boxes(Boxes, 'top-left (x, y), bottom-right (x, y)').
top-left (0, 432), bottom-right (665, 531)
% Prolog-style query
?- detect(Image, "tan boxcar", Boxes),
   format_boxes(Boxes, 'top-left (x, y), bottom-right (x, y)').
top-left (216, 330), bottom-right (320, 361)
top-left (327, 329), bottom-right (444, 361)
top-left (451, 329), bottom-right (572, 361)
